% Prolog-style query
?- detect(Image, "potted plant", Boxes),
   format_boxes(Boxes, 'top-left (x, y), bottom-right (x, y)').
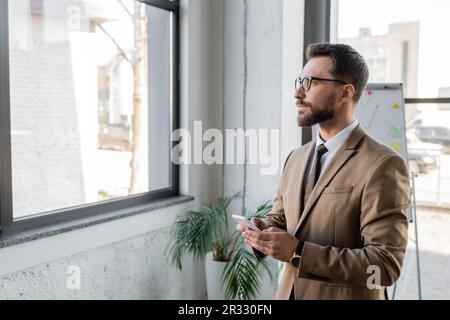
top-left (166, 191), bottom-right (273, 300)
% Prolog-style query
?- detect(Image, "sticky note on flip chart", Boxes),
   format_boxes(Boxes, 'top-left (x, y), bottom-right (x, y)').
top-left (389, 141), bottom-right (402, 154)
top-left (389, 127), bottom-right (401, 138)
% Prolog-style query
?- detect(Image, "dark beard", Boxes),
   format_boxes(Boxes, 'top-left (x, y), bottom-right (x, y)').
top-left (297, 107), bottom-right (335, 127)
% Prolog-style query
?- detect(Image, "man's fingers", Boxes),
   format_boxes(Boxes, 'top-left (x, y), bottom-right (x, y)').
top-left (244, 229), bottom-right (276, 241)
top-left (236, 223), bottom-right (248, 233)
top-left (251, 218), bottom-right (268, 230)
top-left (244, 236), bottom-right (268, 254)
top-left (265, 226), bottom-right (284, 233)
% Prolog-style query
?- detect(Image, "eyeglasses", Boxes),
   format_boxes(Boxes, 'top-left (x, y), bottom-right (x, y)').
top-left (295, 76), bottom-right (348, 92)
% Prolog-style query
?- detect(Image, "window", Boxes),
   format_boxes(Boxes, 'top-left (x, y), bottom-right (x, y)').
top-left (332, 0), bottom-right (450, 207)
top-left (332, 0), bottom-right (450, 300)
top-left (0, 0), bottom-right (179, 232)
top-left (333, 0), bottom-right (450, 99)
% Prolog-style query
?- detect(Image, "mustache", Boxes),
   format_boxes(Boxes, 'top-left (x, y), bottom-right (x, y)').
top-left (296, 99), bottom-right (311, 107)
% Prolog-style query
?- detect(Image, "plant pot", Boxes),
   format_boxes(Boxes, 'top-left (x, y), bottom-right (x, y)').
top-left (205, 252), bottom-right (227, 300)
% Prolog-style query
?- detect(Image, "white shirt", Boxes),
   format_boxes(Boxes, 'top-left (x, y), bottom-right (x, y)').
top-left (306, 119), bottom-right (359, 180)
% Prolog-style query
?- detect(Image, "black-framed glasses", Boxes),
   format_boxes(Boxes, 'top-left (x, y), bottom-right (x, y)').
top-left (295, 76), bottom-right (348, 92)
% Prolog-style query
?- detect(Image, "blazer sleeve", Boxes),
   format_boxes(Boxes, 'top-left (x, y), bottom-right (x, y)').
top-left (252, 150), bottom-right (295, 261)
top-left (297, 154), bottom-right (411, 287)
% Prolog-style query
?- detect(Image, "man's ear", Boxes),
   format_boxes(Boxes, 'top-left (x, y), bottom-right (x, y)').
top-left (341, 84), bottom-right (355, 103)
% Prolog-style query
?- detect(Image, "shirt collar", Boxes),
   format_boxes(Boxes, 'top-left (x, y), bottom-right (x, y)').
top-left (316, 119), bottom-right (359, 152)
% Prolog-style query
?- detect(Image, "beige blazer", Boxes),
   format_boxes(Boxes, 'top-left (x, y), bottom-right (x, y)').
top-left (259, 124), bottom-right (410, 300)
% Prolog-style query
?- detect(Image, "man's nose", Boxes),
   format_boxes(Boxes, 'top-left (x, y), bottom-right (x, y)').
top-left (294, 87), bottom-right (305, 99)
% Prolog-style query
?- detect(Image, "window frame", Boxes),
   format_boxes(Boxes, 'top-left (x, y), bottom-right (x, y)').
top-left (302, 0), bottom-right (331, 145)
top-left (0, 0), bottom-right (181, 235)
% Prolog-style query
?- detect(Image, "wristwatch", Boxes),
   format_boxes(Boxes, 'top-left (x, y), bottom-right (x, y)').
top-left (290, 239), bottom-right (305, 268)
top-left (290, 253), bottom-right (302, 268)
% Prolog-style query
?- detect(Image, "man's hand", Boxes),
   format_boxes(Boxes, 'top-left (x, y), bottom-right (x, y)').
top-left (236, 217), bottom-right (268, 233)
top-left (243, 227), bottom-right (298, 262)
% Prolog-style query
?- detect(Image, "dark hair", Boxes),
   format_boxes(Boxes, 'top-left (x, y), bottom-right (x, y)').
top-left (306, 43), bottom-right (369, 103)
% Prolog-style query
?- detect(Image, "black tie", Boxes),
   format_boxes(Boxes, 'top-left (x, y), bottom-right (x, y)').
top-left (303, 144), bottom-right (328, 210)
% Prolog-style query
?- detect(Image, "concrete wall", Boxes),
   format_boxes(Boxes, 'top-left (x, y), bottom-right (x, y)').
top-left (0, 228), bottom-right (201, 299)
top-left (0, 0), bottom-right (304, 299)
top-left (223, 0), bottom-right (303, 213)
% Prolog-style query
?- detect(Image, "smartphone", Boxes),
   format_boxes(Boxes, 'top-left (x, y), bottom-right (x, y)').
top-left (232, 214), bottom-right (261, 231)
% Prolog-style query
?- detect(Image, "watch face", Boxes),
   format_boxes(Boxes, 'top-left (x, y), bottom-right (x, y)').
top-left (290, 256), bottom-right (301, 268)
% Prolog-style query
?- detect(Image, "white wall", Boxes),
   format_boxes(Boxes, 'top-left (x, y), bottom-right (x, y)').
top-left (222, 0), bottom-right (304, 299)
top-left (223, 0), bottom-right (303, 217)
top-left (0, 0), bottom-right (304, 299)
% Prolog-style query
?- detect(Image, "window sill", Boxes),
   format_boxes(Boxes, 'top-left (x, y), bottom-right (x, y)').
top-left (0, 195), bottom-right (194, 249)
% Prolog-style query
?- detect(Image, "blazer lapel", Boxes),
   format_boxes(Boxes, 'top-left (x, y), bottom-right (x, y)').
top-left (293, 124), bottom-right (366, 236)
top-left (289, 141), bottom-right (315, 233)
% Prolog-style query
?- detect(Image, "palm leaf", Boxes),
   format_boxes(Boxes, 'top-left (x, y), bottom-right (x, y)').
top-left (214, 190), bottom-right (243, 217)
top-left (165, 207), bottom-right (224, 270)
top-left (221, 245), bottom-right (273, 300)
top-left (166, 188), bottom-right (274, 300)
top-left (247, 201), bottom-right (273, 219)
